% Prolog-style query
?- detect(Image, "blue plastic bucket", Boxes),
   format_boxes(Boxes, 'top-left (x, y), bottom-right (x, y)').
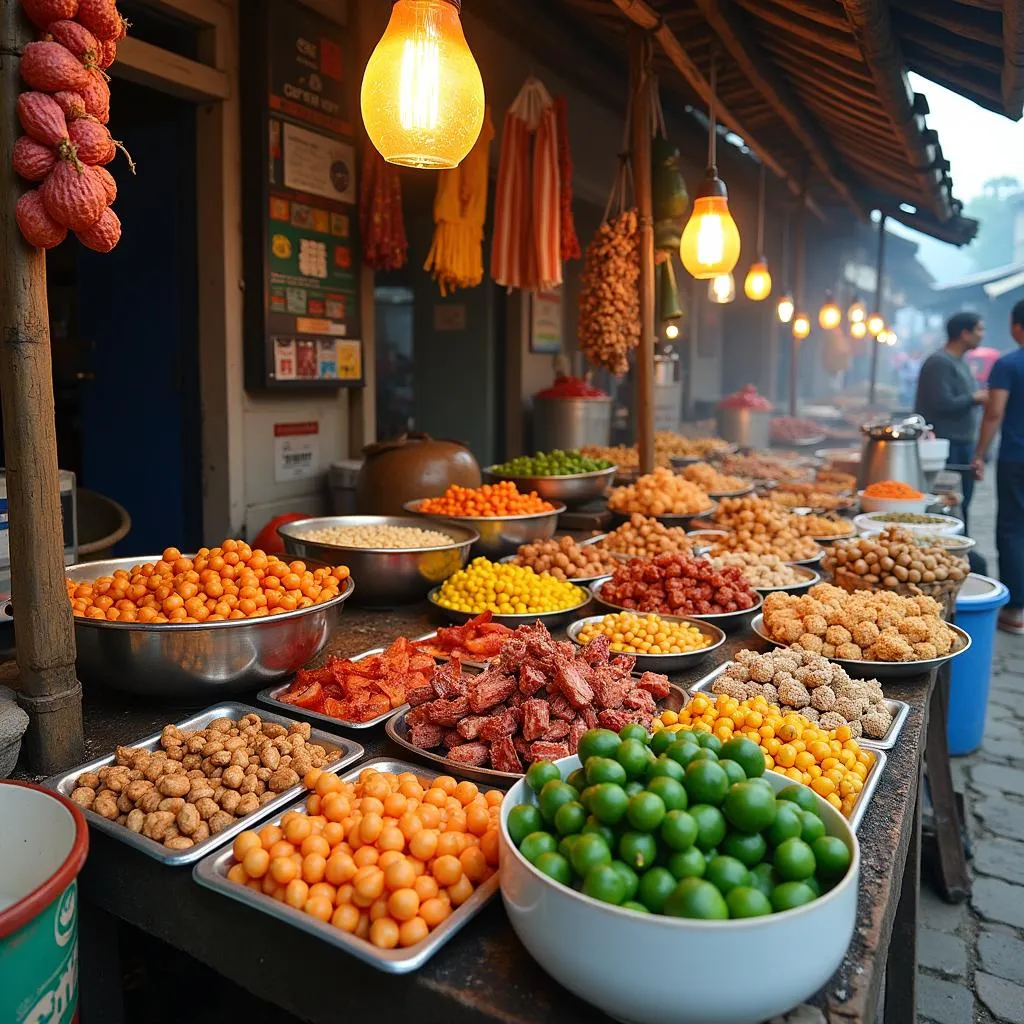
top-left (948, 573), bottom-right (1010, 755)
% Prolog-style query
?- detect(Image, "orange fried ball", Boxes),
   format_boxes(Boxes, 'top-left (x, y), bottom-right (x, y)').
top-left (416, 481), bottom-right (554, 517)
top-left (67, 542), bottom-right (350, 623)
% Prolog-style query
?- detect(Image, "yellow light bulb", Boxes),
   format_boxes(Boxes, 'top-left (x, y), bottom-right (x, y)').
top-left (818, 297), bottom-right (842, 330)
top-left (792, 313), bottom-right (811, 340)
top-left (664, 322), bottom-right (680, 340)
top-left (848, 299), bottom-right (866, 324)
top-left (680, 193), bottom-right (741, 279)
top-left (850, 320), bottom-right (867, 339)
top-left (361, 0), bottom-right (485, 169)
top-left (744, 261), bottom-right (772, 301)
top-left (776, 294), bottom-right (795, 324)
top-left (708, 272), bottom-right (736, 304)
top-left (866, 312), bottom-right (885, 336)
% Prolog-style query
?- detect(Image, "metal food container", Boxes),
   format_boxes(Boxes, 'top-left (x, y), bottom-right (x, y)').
top-left (64, 557), bottom-right (354, 699)
top-left (715, 407), bottom-right (772, 450)
top-left (565, 615), bottom-right (726, 672)
top-left (426, 585), bottom-right (590, 629)
top-left (278, 516), bottom-right (477, 606)
top-left (193, 757), bottom-right (501, 972)
top-left (404, 500), bottom-right (565, 559)
top-left (482, 465), bottom-right (616, 508)
top-left (533, 396), bottom-right (612, 451)
top-left (44, 702), bottom-right (364, 866)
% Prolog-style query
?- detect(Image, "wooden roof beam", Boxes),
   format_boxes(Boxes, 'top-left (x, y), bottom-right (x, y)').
top-left (734, 0), bottom-right (864, 62)
top-left (837, 0), bottom-right (957, 223)
top-left (691, 0), bottom-right (867, 219)
top-left (608, 0), bottom-right (822, 216)
top-left (887, 0), bottom-right (1002, 50)
top-left (1003, 0), bottom-right (1024, 118)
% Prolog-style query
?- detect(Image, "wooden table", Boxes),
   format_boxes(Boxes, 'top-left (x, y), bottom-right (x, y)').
top-left (20, 604), bottom-right (964, 1024)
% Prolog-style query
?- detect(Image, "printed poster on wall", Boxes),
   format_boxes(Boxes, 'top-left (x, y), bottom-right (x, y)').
top-left (274, 421), bottom-right (321, 482)
top-left (531, 287), bottom-right (563, 354)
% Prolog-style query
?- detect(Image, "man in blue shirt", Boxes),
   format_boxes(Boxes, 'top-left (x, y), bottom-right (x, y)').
top-left (973, 299), bottom-right (1024, 634)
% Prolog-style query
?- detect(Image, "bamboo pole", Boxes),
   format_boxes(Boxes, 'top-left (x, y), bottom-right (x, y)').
top-left (869, 214), bottom-right (887, 408)
top-left (0, 4), bottom-right (84, 773)
top-left (630, 28), bottom-right (655, 475)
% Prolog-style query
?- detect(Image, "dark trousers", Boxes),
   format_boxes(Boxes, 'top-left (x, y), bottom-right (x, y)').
top-left (947, 441), bottom-right (975, 535)
top-left (997, 460), bottom-right (1024, 609)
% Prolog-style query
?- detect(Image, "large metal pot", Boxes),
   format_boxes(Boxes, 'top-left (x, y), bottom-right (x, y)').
top-left (715, 407), bottom-right (771, 450)
top-left (859, 416), bottom-right (926, 491)
top-left (64, 557), bottom-right (354, 700)
top-left (533, 396), bottom-right (612, 451)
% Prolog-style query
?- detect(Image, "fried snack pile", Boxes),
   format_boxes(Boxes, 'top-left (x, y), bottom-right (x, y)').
top-left (707, 497), bottom-right (822, 563)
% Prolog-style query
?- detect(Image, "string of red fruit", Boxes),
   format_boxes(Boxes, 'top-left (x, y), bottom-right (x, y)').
top-left (12, 0), bottom-right (129, 253)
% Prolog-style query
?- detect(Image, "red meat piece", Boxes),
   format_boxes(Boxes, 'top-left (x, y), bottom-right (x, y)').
top-left (529, 740), bottom-right (570, 762)
top-left (554, 655), bottom-right (594, 709)
top-left (405, 706), bottom-right (429, 727)
top-left (468, 670), bottom-right (517, 713)
top-left (568, 717), bottom-right (588, 753)
top-left (611, 654), bottom-right (637, 675)
top-left (521, 698), bottom-right (551, 741)
top-left (598, 708), bottom-right (640, 731)
top-left (581, 633), bottom-right (612, 666)
top-left (447, 743), bottom-right (490, 767)
top-left (519, 664), bottom-right (547, 697)
top-left (548, 693), bottom-right (575, 721)
top-left (479, 708), bottom-right (517, 741)
top-left (456, 715), bottom-right (490, 740)
top-left (490, 735), bottom-right (523, 774)
top-left (431, 660), bottom-right (466, 698)
top-left (513, 735), bottom-right (532, 758)
top-left (425, 695), bottom-right (470, 727)
top-left (406, 684), bottom-right (436, 707)
top-left (590, 668), bottom-right (632, 710)
top-left (636, 672), bottom-right (671, 699)
top-left (498, 637), bottom-right (528, 674)
top-left (442, 729), bottom-right (463, 749)
top-left (580, 706), bottom-right (599, 729)
top-left (409, 720), bottom-right (443, 750)
top-left (541, 719), bottom-right (570, 741)
top-left (623, 689), bottom-right (656, 715)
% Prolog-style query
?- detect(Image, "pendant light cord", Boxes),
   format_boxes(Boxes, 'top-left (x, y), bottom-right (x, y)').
top-left (707, 48), bottom-right (717, 175)
top-left (757, 163), bottom-right (765, 257)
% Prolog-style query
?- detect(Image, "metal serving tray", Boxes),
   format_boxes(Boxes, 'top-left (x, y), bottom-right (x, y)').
top-left (258, 647), bottom-right (408, 730)
top-left (193, 757), bottom-right (500, 973)
top-left (45, 703), bottom-right (364, 866)
top-left (849, 748), bottom-right (887, 832)
top-left (687, 662), bottom-right (910, 750)
top-left (412, 631), bottom-right (493, 670)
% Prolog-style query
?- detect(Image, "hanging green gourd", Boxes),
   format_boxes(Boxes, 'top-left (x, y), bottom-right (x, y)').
top-left (650, 79), bottom-right (689, 254)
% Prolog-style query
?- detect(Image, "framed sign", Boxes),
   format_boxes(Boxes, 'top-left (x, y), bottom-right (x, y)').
top-left (241, 0), bottom-right (363, 392)
top-left (530, 288), bottom-right (563, 354)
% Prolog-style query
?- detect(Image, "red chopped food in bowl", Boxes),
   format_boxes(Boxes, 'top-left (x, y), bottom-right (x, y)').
top-left (718, 384), bottom-right (773, 411)
top-left (535, 375), bottom-right (608, 399)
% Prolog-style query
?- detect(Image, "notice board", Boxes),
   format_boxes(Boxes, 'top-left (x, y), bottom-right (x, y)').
top-left (241, 0), bottom-right (363, 392)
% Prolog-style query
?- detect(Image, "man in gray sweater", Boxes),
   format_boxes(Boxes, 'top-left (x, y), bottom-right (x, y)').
top-left (915, 312), bottom-right (989, 533)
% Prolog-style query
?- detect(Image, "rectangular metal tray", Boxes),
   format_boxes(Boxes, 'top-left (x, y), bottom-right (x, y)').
top-left (193, 757), bottom-right (501, 973)
top-left (258, 647), bottom-right (408, 731)
top-left (849, 748), bottom-right (886, 833)
top-left (45, 702), bottom-right (364, 866)
top-left (687, 663), bottom-right (910, 750)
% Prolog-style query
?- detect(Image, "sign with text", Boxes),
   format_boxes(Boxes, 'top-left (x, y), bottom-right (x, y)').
top-left (273, 421), bottom-right (321, 482)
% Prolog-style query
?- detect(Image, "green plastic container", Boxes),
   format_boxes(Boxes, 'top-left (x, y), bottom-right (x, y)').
top-left (0, 781), bottom-right (89, 1024)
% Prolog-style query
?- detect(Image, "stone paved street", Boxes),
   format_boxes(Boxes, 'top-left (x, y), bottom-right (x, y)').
top-left (919, 476), bottom-right (1024, 1023)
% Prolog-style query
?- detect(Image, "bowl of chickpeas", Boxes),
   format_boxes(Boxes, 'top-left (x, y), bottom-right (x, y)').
top-left (567, 612), bottom-right (725, 671)
top-left (64, 543), bottom-right (354, 699)
top-left (279, 516), bottom-right (479, 606)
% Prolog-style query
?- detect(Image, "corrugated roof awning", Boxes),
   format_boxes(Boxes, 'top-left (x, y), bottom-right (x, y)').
top-left (932, 261), bottom-right (1024, 292)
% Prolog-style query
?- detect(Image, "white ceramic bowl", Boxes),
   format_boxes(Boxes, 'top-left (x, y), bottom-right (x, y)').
top-left (500, 760), bottom-right (859, 1024)
top-left (857, 492), bottom-right (933, 515)
top-left (853, 510), bottom-right (965, 536)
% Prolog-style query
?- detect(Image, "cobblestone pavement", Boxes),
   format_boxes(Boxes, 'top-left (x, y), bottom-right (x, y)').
top-left (919, 476), bottom-right (1024, 1023)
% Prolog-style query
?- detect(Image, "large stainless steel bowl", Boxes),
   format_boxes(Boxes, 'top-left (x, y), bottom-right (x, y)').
top-left (403, 500), bottom-right (565, 558)
top-left (278, 516), bottom-right (478, 606)
top-left (65, 557), bottom-right (354, 699)
top-left (482, 465), bottom-right (616, 507)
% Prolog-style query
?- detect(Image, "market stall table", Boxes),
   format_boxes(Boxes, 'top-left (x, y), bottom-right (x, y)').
top-left (21, 605), bottom-right (936, 1024)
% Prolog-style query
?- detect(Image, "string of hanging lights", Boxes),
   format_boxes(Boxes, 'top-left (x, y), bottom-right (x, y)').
top-left (709, 271), bottom-right (736, 304)
top-left (818, 292), bottom-right (842, 330)
top-left (743, 164), bottom-right (771, 301)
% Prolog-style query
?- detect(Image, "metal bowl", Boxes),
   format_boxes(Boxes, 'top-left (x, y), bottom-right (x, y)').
top-left (707, 484), bottom-right (756, 499)
top-left (497, 555), bottom-right (619, 587)
top-left (483, 465), bottom-right (616, 507)
top-left (588, 577), bottom-right (763, 632)
top-left (426, 586), bottom-right (590, 629)
top-left (788, 549), bottom-right (826, 567)
top-left (565, 615), bottom-right (726, 672)
top-left (750, 613), bottom-right (973, 681)
top-left (64, 557), bottom-right (354, 699)
top-left (278, 516), bottom-right (477, 606)
top-left (404, 500), bottom-right (565, 559)
top-left (751, 566), bottom-right (821, 596)
top-left (608, 505), bottom-right (716, 531)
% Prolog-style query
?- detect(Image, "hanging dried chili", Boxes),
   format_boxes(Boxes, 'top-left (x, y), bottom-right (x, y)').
top-left (359, 144), bottom-right (408, 271)
top-left (554, 96), bottom-right (580, 262)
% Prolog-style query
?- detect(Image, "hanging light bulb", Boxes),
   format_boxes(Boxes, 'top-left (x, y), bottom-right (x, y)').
top-left (743, 165), bottom-right (771, 301)
top-left (792, 312), bottom-right (811, 340)
top-left (866, 312), bottom-right (885, 337)
top-left (777, 293), bottom-right (794, 323)
top-left (887, 331), bottom-right (899, 347)
top-left (664, 322), bottom-right (680, 340)
top-left (657, 261), bottom-right (683, 340)
top-left (847, 296), bottom-right (866, 324)
top-left (709, 272), bottom-right (736, 304)
top-left (818, 292), bottom-right (842, 330)
top-left (361, 0), bottom-right (485, 169)
top-left (680, 50), bottom-right (741, 279)
top-left (850, 320), bottom-right (867, 340)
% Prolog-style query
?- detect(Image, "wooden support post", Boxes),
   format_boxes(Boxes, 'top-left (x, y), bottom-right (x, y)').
top-left (0, 4), bottom-right (84, 773)
top-left (869, 214), bottom-right (887, 408)
top-left (790, 194), bottom-right (806, 418)
top-left (630, 28), bottom-right (655, 475)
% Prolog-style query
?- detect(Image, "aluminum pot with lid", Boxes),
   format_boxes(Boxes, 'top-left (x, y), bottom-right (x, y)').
top-left (859, 415), bottom-right (926, 491)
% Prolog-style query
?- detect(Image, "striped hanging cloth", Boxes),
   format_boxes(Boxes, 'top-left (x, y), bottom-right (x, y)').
top-left (491, 77), bottom-right (562, 291)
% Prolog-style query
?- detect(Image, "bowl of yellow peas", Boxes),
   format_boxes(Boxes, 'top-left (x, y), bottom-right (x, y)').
top-left (428, 557), bottom-right (592, 627)
top-left (567, 612), bottom-right (725, 672)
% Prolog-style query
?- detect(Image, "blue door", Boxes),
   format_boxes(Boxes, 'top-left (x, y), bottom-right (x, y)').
top-left (74, 81), bottom-right (201, 554)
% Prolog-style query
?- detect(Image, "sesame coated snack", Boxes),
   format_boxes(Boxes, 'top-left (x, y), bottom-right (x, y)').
top-left (762, 583), bottom-right (962, 663)
top-left (711, 648), bottom-right (893, 739)
top-left (708, 552), bottom-right (811, 589)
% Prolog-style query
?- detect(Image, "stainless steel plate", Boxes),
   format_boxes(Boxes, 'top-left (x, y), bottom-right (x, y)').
top-left (749, 614), bottom-right (972, 681)
top-left (687, 663), bottom-right (910, 749)
top-left (849, 748), bottom-right (887, 832)
top-left (385, 683), bottom-right (690, 788)
top-left (44, 703), bottom-right (364, 866)
top-left (257, 647), bottom-right (409, 730)
top-left (588, 578), bottom-right (763, 632)
top-left (751, 567), bottom-right (821, 596)
top-left (193, 757), bottom-right (501, 973)
top-left (426, 586), bottom-right (591, 629)
top-left (565, 615), bottom-right (726, 673)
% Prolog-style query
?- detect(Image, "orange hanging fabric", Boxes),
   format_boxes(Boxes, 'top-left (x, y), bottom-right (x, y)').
top-left (360, 145), bottom-right (408, 271)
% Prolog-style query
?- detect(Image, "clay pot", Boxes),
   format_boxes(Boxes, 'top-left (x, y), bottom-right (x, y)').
top-left (355, 433), bottom-right (481, 516)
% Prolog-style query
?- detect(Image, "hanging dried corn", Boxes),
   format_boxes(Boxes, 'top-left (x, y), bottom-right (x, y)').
top-left (423, 107), bottom-right (495, 295)
top-left (360, 144), bottom-right (408, 271)
top-left (491, 77), bottom-right (563, 291)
